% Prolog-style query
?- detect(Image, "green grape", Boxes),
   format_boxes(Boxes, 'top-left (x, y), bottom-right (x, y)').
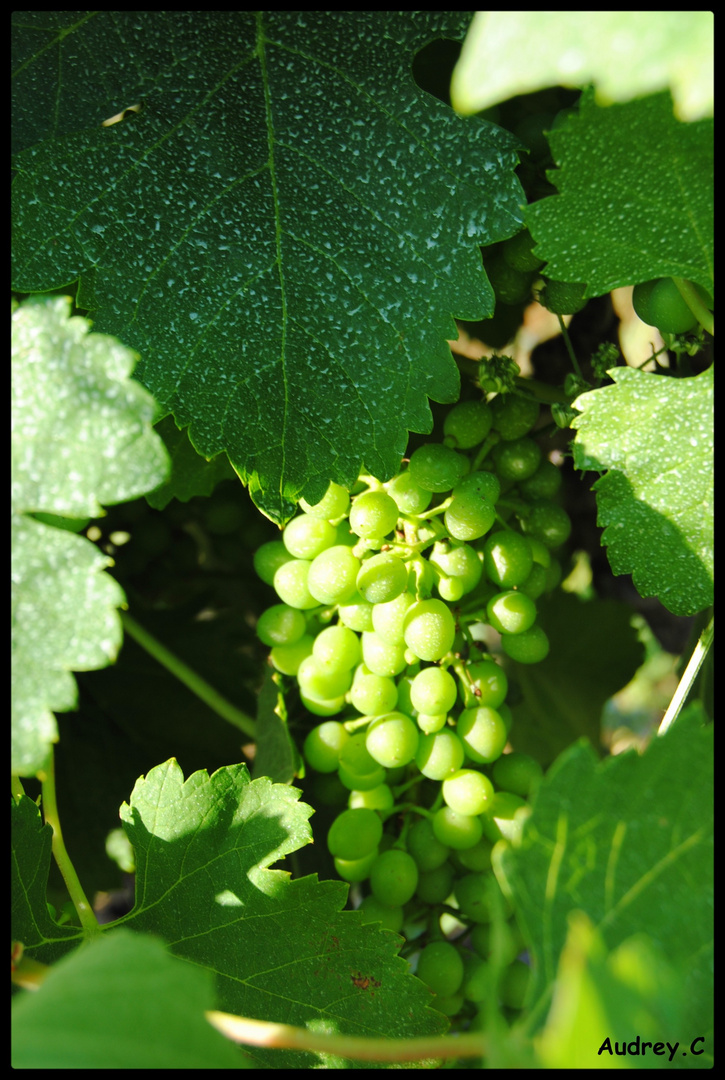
top-left (298, 655), bottom-right (353, 700)
top-left (482, 792), bottom-right (530, 844)
top-left (491, 436), bottom-right (542, 483)
top-left (461, 953), bottom-right (490, 1003)
top-left (499, 959), bottom-right (531, 1010)
top-left (334, 519), bottom-right (357, 546)
top-left (349, 490), bottom-right (399, 539)
top-left (482, 530), bottom-right (534, 588)
top-left (338, 732), bottom-right (387, 791)
top-left (456, 706), bottom-right (508, 764)
top-left (416, 862), bottom-right (455, 904)
top-left (410, 666), bottom-right (458, 716)
top-left (356, 551), bottom-right (408, 604)
top-left (255, 603), bottom-right (307, 647)
top-left (444, 492), bottom-right (496, 541)
top-left (361, 630), bottom-right (408, 677)
top-left (337, 592), bottom-right (375, 632)
top-left (303, 720), bottom-right (350, 773)
top-left (299, 481), bottom-right (350, 520)
top-left (519, 459), bottom-right (562, 501)
top-left (403, 599), bottom-right (456, 661)
top-left (432, 806), bottom-right (484, 850)
top-left (366, 712), bottom-right (419, 768)
top-left (453, 470), bottom-right (501, 506)
top-left (272, 558), bottom-right (319, 609)
top-left (358, 895), bottom-right (405, 933)
top-left (349, 665), bottom-right (398, 715)
top-left (500, 624), bottom-right (549, 663)
top-left (490, 394), bottom-right (540, 440)
top-left (500, 228), bottom-right (544, 273)
top-left (407, 817), bottom-right (450, 871)
top-left (453, 872), bottom-right (490, 923)
top-left (632, 277), bottom-right (709, 335)
top-left (518, 562), bottom-right (548, 601)
top-left (327, 807), bottom-right (383, 861)
top-left (415, 729), bottom-right (465, 780)
top-left (334, 849), bottom-right (379, 882)
top-left (485, 252), bottom-right (535, 305)
top-left (460, 660), bottom-right (508, 709)
top-left (369, 849), bottom-right (419, 907)
top-left (521, 501), bottom-right (571, 549)
top-left (253, 539), bottom-right (294, 585)
top-left (348, 783), bottom-right (395, 812)
top-left (443, 400), bottom-right (493, 450)
top-left (372, 591), bottom-right (416, 644)
top-left (269, 633), bottom-right (314, 675)
top-left (416, 941), bottom-right (464, 997)
top-left (486, 591), bottom-right (537, 635)
top-left (306, 545), bottom-right (361, 605)
top-left (416, 712), bottom-right (447, 734)
top-left (408, 444), bottom-right (469, 493)
top-left (442, 769), bottom-right (494, 816)
top-left (300, 691), bottom-right (347, 717)
top-left (492, 752), bottom-right (543, 798)
top-left (386, 470), bottom-right (433, 515)
top-left (312, 624), bottom-right (362, 670)
top-left (540, 277), bottom-right (588, 315)
top-left (282, 514), bottom-right (337, 559)
top-left (454, 835), bottom-right (493, 873)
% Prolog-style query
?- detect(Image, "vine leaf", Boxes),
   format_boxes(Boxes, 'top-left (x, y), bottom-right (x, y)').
top-left (116, 760), bottom-right (446, 1068)
top-left (571, 366), bottom-right (713, 616)
top-left (11, 10), bottom-right (525, 523)
top-left (12, 928), bottom-right (247, 1069)
top-left (525, 90), bottom-right (713, 298)
top-left (451, 11), bottom-right (713, 122)
top-left (498, 706), bottom-right (713, 1048)
top-left (11, 297), bottom-right (170, 775)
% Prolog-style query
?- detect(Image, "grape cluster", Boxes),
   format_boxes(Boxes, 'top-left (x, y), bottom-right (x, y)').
top-left (253, 392), bottom-right (570, 1019)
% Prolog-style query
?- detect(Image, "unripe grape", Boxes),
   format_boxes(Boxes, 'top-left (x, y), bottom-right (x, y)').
top-left (499, 959), bottom-right (531, 1010)
top-left (460, 660), bottom-right (508, 709)
top-left (349, 665), bottom-right (398, 715)
top-left (338, 732), bottom-right (387, 791)
top-left (453, 470), bottom-right (501, 505)
top-left (482, 530), bottom-right (533, 588)
top-left (299, 481), bottom-right (350, 520)
top-left (490, 395), bottom-right (540, 440)
top-left (453, 872), bottom-right (491, 923)
top-left (407, 817), bottom-right (450, 871)
top-left (349, 490), bottom-right (399, 539)
top-left (361, 630), bottom-right (408, 677)
top-left (486, 590), bottom-right (537, 635)
top-left (443, 400), bottom-right (493, 449)
top-left (356, 551), bottom-right (408, 604)
top-left (371, 591), bottom-right (416, 643)
top-left (303, 721), bottom-right (350, 773)
top-left (457, 706), bottom-right (508, 764)
top-left (282, 514), bottom-right (337, 559)
top-left (334, 849), bottom-right (379, 882)
top-left (492, 752), bottom-right (543, 798)
top-left (307, 545), bottom-right (361, 605)
top-left (256, 603), bottom-right (307, 647)
top-left (369, 849), bottom-right (419, 907)
top-left (408, 444), bottom-right (469, 493)
top-left (432, 806), bottom-right (484, 850)
top-left (348, 783), bottom-right (395, 812)
top-left (403, 599), bottom-right (456, 661)
top-left (366, 712), bottom-right (419, 768)
top-left (327, 807), bottom-right (383, 861)
top-left (500, 624), bottom-right (549, 664)
top-left (312, 625), bottom-right (362, 670)
top-left (386, 471), bottom-right (432, 515)
top-left (416, 941), bottom-right (464, 997)
top-left (410, 666), bottom-right (458, 715)
top-left (253, 539), bottom-right (293, 585)
top-left (269, 633), bottom-right (314, 675)
top-left (442, 769), bottom-right (494, 816)
top-left (444, 492), bottom-right (496, 541)
top-left (416, 862), bottom-right (455, 904)
top-left (273, 559), bottom-right (319, 609)
top-left (415, 729), bottom-right (465, 780)
top-left (491, 436), bottom-right (542, 483)
top-left (520, 501), bottom-right (571, 549)
top-left (359, 895), bottom-right (405, 932)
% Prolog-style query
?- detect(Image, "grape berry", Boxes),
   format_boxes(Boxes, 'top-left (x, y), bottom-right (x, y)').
top-left (253, 390), bottom-right (568, 1021)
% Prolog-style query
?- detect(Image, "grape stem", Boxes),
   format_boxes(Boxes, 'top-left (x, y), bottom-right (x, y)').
top-left (206, 1010), bottom-right (486, 1061)
top-left (557, 314), bottom-right (583, 379)
top-left (36, 748), bottom-right (101, 939)
top-left (120, 612), bottom-right (257, 739)
top-left (672, 277), bottom-right (714, 337)
top-left (658, 615), bottom-right (713, 735)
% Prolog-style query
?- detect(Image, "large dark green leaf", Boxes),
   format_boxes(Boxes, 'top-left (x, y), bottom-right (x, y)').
top-left (12, 10), bottom-right (525, 522)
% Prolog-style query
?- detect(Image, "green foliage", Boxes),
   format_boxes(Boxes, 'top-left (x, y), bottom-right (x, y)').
top-left (451, 11), bottom-right (713, 121)
top-left (12, 10), bottom-right (524, 523)
top-left (571, 367), bottom-right (713, 616)
top-left (11, 9), bottom-right (713, 1070)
